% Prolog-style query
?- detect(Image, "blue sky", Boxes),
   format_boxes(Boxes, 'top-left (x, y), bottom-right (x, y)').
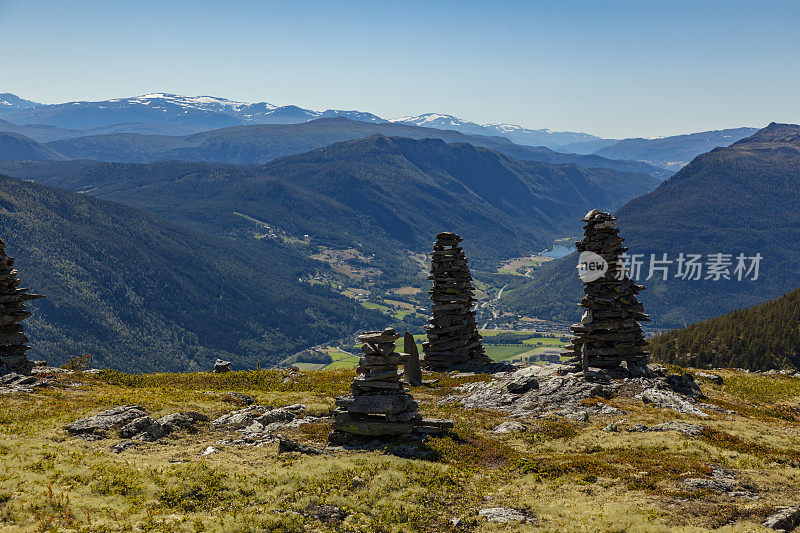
top-left (1, 0), bottom-right (798, 138)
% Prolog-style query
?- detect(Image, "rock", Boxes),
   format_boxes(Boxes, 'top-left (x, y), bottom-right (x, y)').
top-left (626, 424), bottom-right (648, 432)
top-left (478, 507), bottom-right (532, 523)
top-left (65, 405), bottom-right (148, 437)
top-left (602, 419), bottom-right (626, 432)
top-left (255, 406), bottom-right (301, 425)
top-left (118, 412), bottom-right (206, 441)
top-left (505, 368), bottom-right (540, 394)
top-left (119, 416), bottom-right (160, 439)
top-left (449, 517), bottom-right (465, 528)
top-left (640, 388), bottom-right (707, 417)
top-left (684, 467), bottom-right (756, 498)
top-left (666, 374), bottom-right (703, 397)
top-left (213, 359), bottom-right (231, 373)
top-left (304, 503), bottom-right (346, 524)
top-left (696, 372), bottom-right (723, 385)
top-left (648, 364), bottom-right (668, 377)
top-left (110, 441), bottom-right (139, 454)
top-left (158, 412), bottom-right (208, 432)
top-left (0, 372), bottom-right (50, 393)
top-left (565, 409), bottom-right (589, 422)
top-left (763, 505), bottom-right (800, 531)
top-left (278, 438), bottom-right (328, 455)
top-left (649, 421), bottom-right (704, 436)
top-left (403, 332), bottom-right (423, 386)
top-left (223, 392), bottom-right (254, 406)
top-left (202, 446), bottom-right (219, 456)
top-left (213, 405), bottom-right (267, 430)
top-left (493, 421), bottom-right (525, 434)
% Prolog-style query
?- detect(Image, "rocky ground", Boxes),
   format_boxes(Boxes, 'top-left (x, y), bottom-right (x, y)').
top-left (0, 363), bottom-right (798, 531)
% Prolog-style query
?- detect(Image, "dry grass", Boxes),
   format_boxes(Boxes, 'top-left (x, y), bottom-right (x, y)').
top-left (0, 367), bottom-right (797, 531)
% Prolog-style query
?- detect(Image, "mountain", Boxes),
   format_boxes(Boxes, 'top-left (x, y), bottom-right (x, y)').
top-left (0, 117), bottom-right (202, 142)
top-left (0, 136), bottom-right (660, 279)
top-left (650, 288), bottom-right (800, 371)
top-left (0, 93), bottom-right (42, 111)
top-left (392, 113), bottom-right (600, 149)
top-left (40, 117), bottom-right (668, 178)
top-left (0, 173), bottom-right (382, 372)
top-left (0, 132), bottom-right (67, 161)
top-left (593, 128), bottom-right (759, 170)
top-left (502, 123), bottom-right (800, 327)
top-left (0, 93), bottom-right (386, 130)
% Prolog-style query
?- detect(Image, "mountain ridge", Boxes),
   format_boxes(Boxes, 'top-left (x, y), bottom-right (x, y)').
top-left (502, 122), bottom-right (800, 327)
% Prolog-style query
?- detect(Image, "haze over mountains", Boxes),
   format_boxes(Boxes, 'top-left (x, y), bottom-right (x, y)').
top-left (504, 123), bottom-right (800, 328)
top-left (0, 92), bottom-right (756, 170)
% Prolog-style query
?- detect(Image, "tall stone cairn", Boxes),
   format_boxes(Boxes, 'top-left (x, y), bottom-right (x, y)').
top-left (330, 328), bottom-right (453, 444)
top-left (422, 232), bottom-right (490, 369)
top-left (564, 210), bottom-right (650, 375)
top-left (0, 237), bottom-right (44, 375)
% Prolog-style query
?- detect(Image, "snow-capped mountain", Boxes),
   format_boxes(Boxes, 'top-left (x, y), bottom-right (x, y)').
top-left (0, 93), bottom-right (42, 111)
top-left (0, 92), bottom-right (598, 148)
top-left (390, 113), bottom-right (599, 149)
top-left (0, 93), bottom-right (386, 131)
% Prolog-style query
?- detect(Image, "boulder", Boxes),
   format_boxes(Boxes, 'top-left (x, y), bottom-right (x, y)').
top-left (696, 372), bottom-right (724, 385)
top-left (640, 388), bottom-right (707, 417)
top-left (763, 505), bottom-right (800, 531)
top-left (212, 405), bottom-right (267, 429)
top-left (65, 405), bottom-right (148, 436)
top-left (213, 359), bottom-right (231, 373)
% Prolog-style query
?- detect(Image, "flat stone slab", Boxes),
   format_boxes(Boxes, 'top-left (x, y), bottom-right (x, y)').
top-left (478, 507), bottom-right (532, 523)
top-left (65, 405), bottom-right (148, 435)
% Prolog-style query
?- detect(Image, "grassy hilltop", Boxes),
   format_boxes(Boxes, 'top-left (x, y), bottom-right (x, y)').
top-left (1, 367), bottom-right (798, 532)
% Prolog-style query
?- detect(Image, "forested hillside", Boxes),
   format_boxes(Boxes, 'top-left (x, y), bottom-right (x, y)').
top-left (650, 288), bottom-right (800, 371)
top-left (503, 123), bottom-right (800, 327)
top-left (0, 174), bottom-right (382, 372)
top-left (0, 132), bottom-right (67, 161)
top-left (0, 136), bottom-right (659, 276)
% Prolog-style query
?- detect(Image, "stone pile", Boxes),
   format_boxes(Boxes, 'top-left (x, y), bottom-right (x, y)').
top-left (330, 328), bottom-right (451, 444)
top-left (563, 210), bottom-right (650, 376)
top-left (0, 237), bottom-right (44, 375)
top-left (422, 232), bottom-right (490, 369)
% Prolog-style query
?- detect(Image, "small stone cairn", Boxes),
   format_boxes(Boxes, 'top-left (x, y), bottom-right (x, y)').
top-left (0, 237), bottom-right (44, 375)
top-left (330, 328), bottom-right (451, 444)
top-left (422, 232), bottom-right (490, 369)
top-left (563, 210), bottom-right (650, 376)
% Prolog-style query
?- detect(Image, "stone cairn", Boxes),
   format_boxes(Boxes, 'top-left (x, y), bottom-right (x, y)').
top-left (563, 210), bottom-right (650, 376)
top-left (0, 237), bottom-right (44, 375)
top-left (330, 328), bottom-right (451, 444)
top-left (422, 232), bottom-right (490, 370)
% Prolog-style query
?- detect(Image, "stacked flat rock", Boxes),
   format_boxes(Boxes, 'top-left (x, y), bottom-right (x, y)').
top-left (331, 329), bottom-right (421, 440)
top-left (422, 232), bottom-right (490, 369)
top-left (0, 237), bottom-right (44, 375)
top-left (330, 328), bottom-right (453, 443)
top-left (563, 210), bottom-right (650, 375)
